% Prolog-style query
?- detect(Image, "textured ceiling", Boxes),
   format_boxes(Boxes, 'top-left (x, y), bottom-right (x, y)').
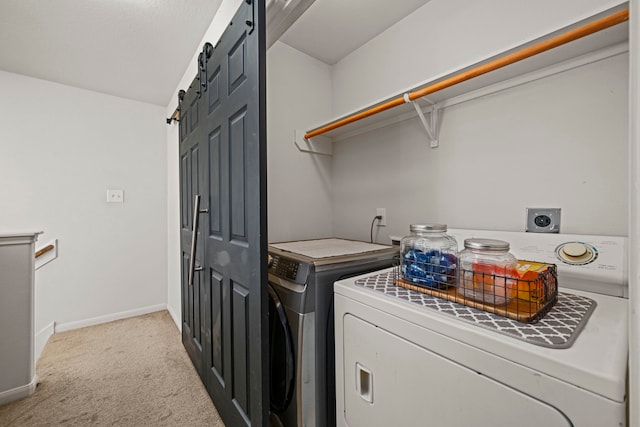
top-left (0, 0), bottom-right (222, 106)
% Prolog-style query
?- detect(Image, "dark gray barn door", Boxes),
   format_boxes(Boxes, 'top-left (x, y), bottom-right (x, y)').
top-left (179, 1), bottom-right (268, 426)
top-left (179, 79), bottom-right (206, 378)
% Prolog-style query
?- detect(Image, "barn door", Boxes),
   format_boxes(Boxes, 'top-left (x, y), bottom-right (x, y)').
top-left (179, 1), bottom-right (268, 426)
top-left (179, 78), bottom-right (206, 378)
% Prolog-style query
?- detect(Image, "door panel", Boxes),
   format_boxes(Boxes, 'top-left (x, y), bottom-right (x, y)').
top-left (232, 282), bottom-right (250, 414)
top-left (208, 128), bottom-right (222, 235)
top-left (179, 1), bottom-right (267, 426)
top-left (208, 66), bottom-right (221, 113)
top-left (190, 97), bottom-right (199, 131)
top-left (229, 107), bottom-right (247, 240)
top-left (228, 33), bottom-right (247, 94)
top-left (181, 253), bottom-right (189, 334)
top-left (210, 269), bottom-right (224, 382)
top-left (180, 154), bottom-right (189, 228)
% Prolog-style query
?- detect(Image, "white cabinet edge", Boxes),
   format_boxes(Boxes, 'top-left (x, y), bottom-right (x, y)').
top-left (0, 232), bottom-right (42, 245)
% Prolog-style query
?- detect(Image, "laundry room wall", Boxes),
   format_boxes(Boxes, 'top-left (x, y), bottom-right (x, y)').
top-left (325, 0), bottom-right (629, 242)
top-left (332, 54), bottom-right (629, 241)
top-left (0, 70), bottom-right (167, 351)
top-left (266, 41), bottom-right (334, 243)
top-left (331, 0), bottom-right (627, 118)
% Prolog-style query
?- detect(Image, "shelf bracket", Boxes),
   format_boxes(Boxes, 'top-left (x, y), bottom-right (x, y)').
top-left (405, 94), bottom-right (439, 148)
top-left (294, 129), bottom-right (333, 156)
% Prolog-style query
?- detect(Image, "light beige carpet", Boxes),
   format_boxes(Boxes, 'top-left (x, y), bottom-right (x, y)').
top-left (0, 310), bottom-right (225, 426)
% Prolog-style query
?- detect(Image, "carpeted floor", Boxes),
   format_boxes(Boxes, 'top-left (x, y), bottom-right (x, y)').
top-left (0, 311), bottom-right (225, 426)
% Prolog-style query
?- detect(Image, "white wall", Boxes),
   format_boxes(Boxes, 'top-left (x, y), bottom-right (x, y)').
top-left (267, 41), bottom-right (333, 242)
top-left (332, 0), bottom-right (626, 118)
top-left (628, 1), bottom-right (638, 425)
top-left (0, 71), bottom-right (167, 337)
top-left (165, 102), bottom-right (182, 329)
top-left (320, 0), bottom-right (630, 242)
top-left (332, 53), bottom-right (629, 242)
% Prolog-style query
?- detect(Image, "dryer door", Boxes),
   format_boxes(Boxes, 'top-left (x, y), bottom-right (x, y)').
top-left (341, 314), bottom-right (572, 427)
top-left (268, 284), bottom-right (295, 413)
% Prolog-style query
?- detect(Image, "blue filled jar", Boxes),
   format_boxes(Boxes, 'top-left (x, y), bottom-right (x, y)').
top-left (400, 224), bottom-right (458, 288)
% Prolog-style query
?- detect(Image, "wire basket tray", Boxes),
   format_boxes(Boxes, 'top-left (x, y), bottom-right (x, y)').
top-left (395, 258), bottom-right (558, 323)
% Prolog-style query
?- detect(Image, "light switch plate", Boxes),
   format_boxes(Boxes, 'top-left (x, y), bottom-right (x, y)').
top-left (107, 189), bottom-right (124, 203)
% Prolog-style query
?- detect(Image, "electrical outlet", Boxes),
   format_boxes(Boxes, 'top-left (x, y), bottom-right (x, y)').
top-left (526, 208), bottom-right (560, 233)
top-left (376, 208), bottom-right (386, 227)
top-left (107, 189), bottom-right (124, 203)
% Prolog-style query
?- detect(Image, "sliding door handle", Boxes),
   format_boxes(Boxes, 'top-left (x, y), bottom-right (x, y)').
top-left (188, 195), bottom-right (201, 285)
top-left (188, 195), bottom-right (210, 285)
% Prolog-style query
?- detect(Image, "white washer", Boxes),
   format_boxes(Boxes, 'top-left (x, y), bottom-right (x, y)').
top-left (334, 230), bottom-right (628, 427)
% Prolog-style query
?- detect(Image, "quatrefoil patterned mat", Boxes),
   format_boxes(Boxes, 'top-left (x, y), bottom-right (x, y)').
top-left (354, 271), bottom-right (596, 349)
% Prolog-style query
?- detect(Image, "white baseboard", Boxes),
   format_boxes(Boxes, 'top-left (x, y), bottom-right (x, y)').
top-left (167, 305), bottom-right (182, 332)
top-left (55, 304), bottom-right (167, 333)
top-left (35, 322), bottom-right (55, 361)
top-left (0, 375), bottom-right (38, 406)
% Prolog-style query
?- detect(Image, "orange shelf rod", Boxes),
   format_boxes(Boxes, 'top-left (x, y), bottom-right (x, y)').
top-left (304, 8), bottom-right (629, 140)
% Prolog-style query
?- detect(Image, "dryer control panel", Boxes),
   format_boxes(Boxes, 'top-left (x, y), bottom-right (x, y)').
top-left (448, 228), bottom-right (627, 297)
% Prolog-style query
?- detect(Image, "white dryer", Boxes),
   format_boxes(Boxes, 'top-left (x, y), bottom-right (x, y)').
top-left (334, 230), bottom-right (628, 427)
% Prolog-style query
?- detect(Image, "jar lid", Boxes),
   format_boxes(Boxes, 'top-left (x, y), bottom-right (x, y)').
top-left (410, 224), bottom-right (447, 232)
top-left (464, 238), bottom-right (510, 251)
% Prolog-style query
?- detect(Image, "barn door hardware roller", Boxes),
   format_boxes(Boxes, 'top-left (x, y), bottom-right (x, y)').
top-left (197, 42), bottom-right (215, 98)
top-left (245, 0), bottom-right (255, 35)
top-left (166, 89), bottom-right (186, 124)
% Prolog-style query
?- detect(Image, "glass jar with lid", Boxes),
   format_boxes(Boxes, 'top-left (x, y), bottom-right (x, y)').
top-left (400, 224), bottom-right (458, 288)
top-left (457, 238), bottom-right (518, 305)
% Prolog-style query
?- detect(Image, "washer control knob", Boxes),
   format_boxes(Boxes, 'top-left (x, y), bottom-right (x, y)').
top-left (562, 242), bottom-right (588, 258)
top-left (267, 254), bottom-right (275, 268)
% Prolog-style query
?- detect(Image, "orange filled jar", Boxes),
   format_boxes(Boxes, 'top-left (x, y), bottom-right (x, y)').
top-left (457, 238), bottom-right (517, 305)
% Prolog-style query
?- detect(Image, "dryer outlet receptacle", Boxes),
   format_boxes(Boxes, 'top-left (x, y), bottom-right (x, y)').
top-left (526, 208), bottom-right (560, 233)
